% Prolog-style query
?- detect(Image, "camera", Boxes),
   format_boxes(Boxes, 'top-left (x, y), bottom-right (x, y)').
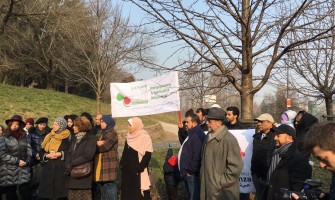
top-left (280, 179), bottom-right (323, 200)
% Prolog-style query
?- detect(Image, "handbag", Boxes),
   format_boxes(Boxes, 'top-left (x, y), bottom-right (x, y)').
top-left (70, 162), bottom-right (91, 179)
top-left (29, 163), bottom-right (43, 188)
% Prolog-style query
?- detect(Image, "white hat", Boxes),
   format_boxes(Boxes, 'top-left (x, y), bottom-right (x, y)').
top-left (210, 104), bottom-right (221, 108)
top-left (254, 113), bottom-right (274, 123)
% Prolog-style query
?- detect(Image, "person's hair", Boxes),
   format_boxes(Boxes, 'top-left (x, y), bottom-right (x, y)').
top-left (74, 117), bottom-right (92, 132)
top-left (196, 108), bottom-right (206, 116)
top-left (185, 109), bottom-right (194, 117)
top-left (81, 112), bottom-right (94, 127)
top-left (226, 106), bottom-right (240, 119)
top-left (304, 122), bottom-right (335, 152)
top-left (5, 121), bottom-right (25, 135)
top-left (0, 124), bottom-right (5, 133)
top-left (188, 114), bottom-right (200, 125)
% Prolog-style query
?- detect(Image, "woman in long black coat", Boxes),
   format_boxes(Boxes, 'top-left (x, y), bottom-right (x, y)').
top-left (38, 117), bottom-right (71, 200)
top-left (66, 117), bottom-right (97, 200)
top-left (120, 117), bottom-right (153, 200)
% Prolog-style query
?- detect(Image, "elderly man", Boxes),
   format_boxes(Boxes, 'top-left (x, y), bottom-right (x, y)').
top-left (265, 124), bottom-right (311, 200)
top-left (251, 113), bottom-right (276, 200)
top-left (200, 107), bottom-right (243, 200)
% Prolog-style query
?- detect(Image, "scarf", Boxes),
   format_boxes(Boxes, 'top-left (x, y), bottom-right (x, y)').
top-left (127, 117), bottom-right (153, 191)
top-left (267, 142), bottom-right (293, 182)
top-left (10, 130), bottom-right (22, 140)
top-left (75, 132), bottom-right (86, 144)
top-left (41, 129), bottom-right (70, 152)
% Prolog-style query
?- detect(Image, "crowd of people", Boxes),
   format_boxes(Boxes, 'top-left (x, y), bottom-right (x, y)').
top-left (0, 113), bottom-right (152, 200)
top-left (164, 105), bottom-right (333, 200)
top-left (0, 105), bottom-right (334, 200)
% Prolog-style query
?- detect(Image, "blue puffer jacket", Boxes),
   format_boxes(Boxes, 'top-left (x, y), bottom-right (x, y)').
top-left (0, 132), bottom-right (32, 186)
top-left (27, 126), bottom-right (50, 166)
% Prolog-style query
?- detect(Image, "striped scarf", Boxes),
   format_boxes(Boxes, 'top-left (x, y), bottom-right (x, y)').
top-left (267, 142), bottom-right (293, 183)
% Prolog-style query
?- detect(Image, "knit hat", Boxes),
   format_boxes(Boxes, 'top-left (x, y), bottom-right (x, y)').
top-left (55, 117), bottom-right (67, 133)
top-left (25, 118), bottom-right (34, 125)
top-left (101, 115), bottom-right (116, 130)
top-left (36, 117), bottom-right (48, 124)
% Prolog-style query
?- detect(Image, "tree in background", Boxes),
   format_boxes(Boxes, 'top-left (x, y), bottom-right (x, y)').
top-left (59, 0), bottom-right (154, 113)
top-left (127, 0), bottom-right (335, 120)
top-left (282, 1), bottom-right (335, 120)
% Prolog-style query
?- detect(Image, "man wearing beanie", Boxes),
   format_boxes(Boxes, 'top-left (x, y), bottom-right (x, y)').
top-left (264, 124), bottom-right (311, 200)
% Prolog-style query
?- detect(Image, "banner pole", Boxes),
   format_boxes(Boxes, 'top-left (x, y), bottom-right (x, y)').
top-left (177, 110), bottom-right (182, 124)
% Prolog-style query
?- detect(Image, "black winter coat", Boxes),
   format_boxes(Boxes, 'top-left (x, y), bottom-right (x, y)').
top-left (120, 142), bottom-right (151, 200)
top-left (265, 143), bottom-right (312, 200)
top-left (66, 133), bottom-right (97, 189)
top-left (226, 120), bottom-right (247, 130)
top-left (251, 130), bottom-right (276, 179)
top-left (0, 132), bottom-right (32, 186)
top-left (294, 111), bottom-right (318, 159)
top-left (38, 133), bottom-right (71, 199)
top-left (163, 148), bottom-right (181, 186)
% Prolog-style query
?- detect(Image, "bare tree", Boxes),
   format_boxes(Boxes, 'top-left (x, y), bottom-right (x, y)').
top-left (127, 0), bottom-right (335, 120)
top-left (275, 1), bottom-right (335, 120)
top-left (59, 0), bottom-right (154, 113)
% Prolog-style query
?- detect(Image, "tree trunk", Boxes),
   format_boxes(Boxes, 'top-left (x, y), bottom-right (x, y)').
top-left (240, 91), bottom-right (254, 122)
top-left (325, 96), bottom-right (334, 121)
top-left (65, 79), bottom-right (69, 93)
top-left (96, 79), bottom-right (102, 114)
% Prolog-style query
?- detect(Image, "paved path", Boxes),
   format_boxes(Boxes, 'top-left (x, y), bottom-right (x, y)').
top-left (118, 121), bottom-right (180, 154)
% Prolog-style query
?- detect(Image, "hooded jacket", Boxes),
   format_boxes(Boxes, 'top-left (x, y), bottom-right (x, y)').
top-left (293, 111), bottom-right (318, 159)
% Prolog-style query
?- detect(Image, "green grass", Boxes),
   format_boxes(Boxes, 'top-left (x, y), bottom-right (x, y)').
top-left (146, 112), bottom-right (180, 125)
top-left (0, 84), bottom-right (160, 130)
top-left (310, 157), bottom-right (332, 192)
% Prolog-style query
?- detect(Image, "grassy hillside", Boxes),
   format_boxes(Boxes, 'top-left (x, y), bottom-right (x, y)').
top-left (0, 84), bottom-right (158, 130)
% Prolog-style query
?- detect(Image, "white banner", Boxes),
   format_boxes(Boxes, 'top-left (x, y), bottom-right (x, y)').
top-left (110, 72), bottom-right (180, 118)
top-left (230, 129), bottom-right (256, 193)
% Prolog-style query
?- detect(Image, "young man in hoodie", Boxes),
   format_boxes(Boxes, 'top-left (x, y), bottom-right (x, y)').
top-left (294, 110), bottom-right (318, 159)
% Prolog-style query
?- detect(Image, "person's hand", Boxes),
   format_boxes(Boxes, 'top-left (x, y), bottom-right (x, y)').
top-left (178, 122), bottom-right (183, 128)
top-left (36, 154), bottom-right (40, 160)
top-left (97, 141), bottom-right (105, 146)
top-left (19, 160), bottom-right (26, 166)
top-left (46, 152), bottom-right (58, 159)
top-left (291, 193), bottom-right (300, 199)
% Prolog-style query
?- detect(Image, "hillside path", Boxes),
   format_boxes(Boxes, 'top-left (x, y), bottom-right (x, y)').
top-left (118, 121), bottom-right (180, 154)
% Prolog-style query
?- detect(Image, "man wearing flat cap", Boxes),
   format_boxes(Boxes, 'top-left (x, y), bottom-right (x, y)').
top-left (264, 124), bottom-right (311, 200)
top-left (200, 107), bottom-right (243, 200)
top-left (251, 113), bottom-right (277, 200)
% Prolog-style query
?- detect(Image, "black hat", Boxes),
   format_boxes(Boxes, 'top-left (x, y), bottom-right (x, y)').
top-left (272, 124), bottom-right (296, 139)
top-left (206, 107), bottom-right (226, 120)
top-left (5, 115), bottom-right (26, 126)
top-left (35, 117), bottom-right (49, 124)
